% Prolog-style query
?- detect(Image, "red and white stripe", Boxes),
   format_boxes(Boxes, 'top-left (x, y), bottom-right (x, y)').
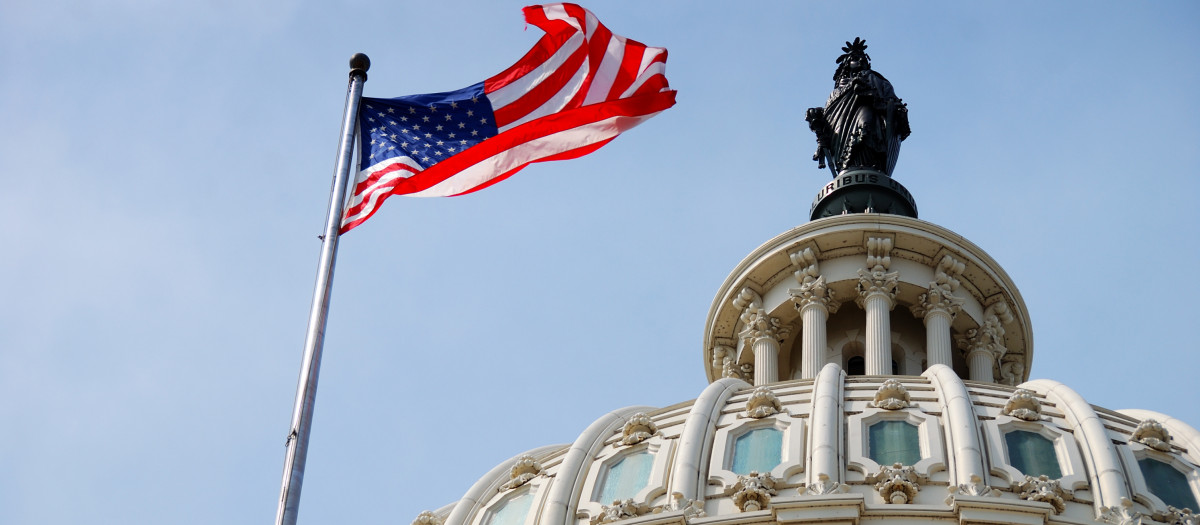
top-left (340, 3), bottom-right (675, 233)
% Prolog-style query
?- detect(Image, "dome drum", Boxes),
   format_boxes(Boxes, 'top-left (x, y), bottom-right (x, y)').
top-left (703, 214), bottom-right (1032, 385)
top-left (428, 370), bottom-right (1200, 525)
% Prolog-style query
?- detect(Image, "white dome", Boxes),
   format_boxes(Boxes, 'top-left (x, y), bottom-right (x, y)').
top-left (418, 216), bottom-right (1200, 525)
top-left (426, 368), bottom-right (1200, 525)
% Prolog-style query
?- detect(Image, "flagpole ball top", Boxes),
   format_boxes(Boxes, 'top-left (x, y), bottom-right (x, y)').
top-left (349, 53), bottom-right (370, 77)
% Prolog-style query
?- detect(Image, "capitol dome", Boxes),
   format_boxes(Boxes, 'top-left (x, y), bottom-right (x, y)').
top-left (413, 212), bottom-right (1200, 525)
top-left (410, 40), bottom-right (1200, 525)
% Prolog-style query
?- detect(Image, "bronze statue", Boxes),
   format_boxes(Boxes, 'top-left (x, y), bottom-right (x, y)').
top-left (806, 38), bottom-right (910, 177)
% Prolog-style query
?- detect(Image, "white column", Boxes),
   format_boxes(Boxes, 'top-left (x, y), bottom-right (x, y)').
top-left (862, 292), bottom-right (893, 375)
top-left (753, 336), bottom-right (780, 385)
top-left (790, 248), bottom-right (838, 380)
top-left (956, 302), bottom-right (1011, 384)
top-left (966, 348), bottom-right (995, 382)
top-left (923, 308), bottom-right (954, 368)
top-left (799, 302), bottom-right (828, 379)
top-left (856, 237), bottom-right (898, 376)
top-left (911, 255), bottom-right (965, 370)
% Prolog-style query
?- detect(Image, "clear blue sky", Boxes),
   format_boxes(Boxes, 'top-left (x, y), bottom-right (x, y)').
top-left (2, 1), bottom-right (1198, 524)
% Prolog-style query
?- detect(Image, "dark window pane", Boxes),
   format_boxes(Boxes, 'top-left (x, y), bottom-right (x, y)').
top-left (1138, 458), bottom-right (1200, 512)
top-left (1004, 430), bottom-right (1062, 479)
top-left (869, 420), bottom-right (920, 466)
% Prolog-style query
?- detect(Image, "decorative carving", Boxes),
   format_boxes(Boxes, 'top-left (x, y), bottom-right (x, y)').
top-left (739, 362), bottom-right (754, 380)
top-left (1153, 507), bottom-right (1199, 525)
top-left (712, 345), bottom-right (732, 376)
top-left (789, 247), bottom-right (840, 314)
top-left (713, 346), bottom-right (748, 380)
top-left (1131, 419), bottom-right (1172, 452)
top-left (1000, 355), bottom-right (1025, 386)
top-left (1016, 475), bottom-right (1068, 514)
top-left (734, 288), bottom-right (790, 345)
top-left (872, 378), bottom-right (910, 410)
top-left (800, 473), bottom-right (850, 495)
top-left (619, 413), bottom-right (658, 446)
top-left (1001, 389), bottom-right (1042, 421)
top-left (593, 499), bottom-right (653, 525)
top-left (1099, 497), bottom-right (1145, 525)
top-left (944, 474), bottom-right (1000, 505)
top-left (745, 387), bottom-right (782, 418)
top-left (499, 454), bottom-right (545, 491)
top-left (869, 463), bottom-right (921, 504)
top-left (412, 511), bottom-right (444, 525)
top-left (661, 493), bottom-right (706, 519)
top-left (956, 301), bottom-right (1013, 366)
top-left (729, 471), bottom-right (777, 512)
top-left (910, 255), bottom-right (965, 319)
top-left (856, 237), bottom-right (899, 308)
top-left (805, 37), bottom-right (909, 176)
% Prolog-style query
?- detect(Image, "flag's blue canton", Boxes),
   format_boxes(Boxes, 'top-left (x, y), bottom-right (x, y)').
top-left (359, 83), bottom-right (499, 170)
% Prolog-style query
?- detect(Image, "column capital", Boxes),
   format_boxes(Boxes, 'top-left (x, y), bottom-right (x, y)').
top-left (790, 246), bottom-right (841, 315)
top-left (734, 287), bottom-right (791, 344)
top-left (911, 255), bottom-right (966, 320)
top-left (790, 276), bottom-right (841, 315)
top-left (856, 236), bottom-right (898, 309)
top-left (739, 308), bottom-right (791, 343)
top-left (910, 283), bottom-right (964, 319)
top-left (956, 301), bottom-right (1014, 370)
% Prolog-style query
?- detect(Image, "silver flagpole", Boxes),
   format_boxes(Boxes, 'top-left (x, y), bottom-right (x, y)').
top-left (275, 52), bottom-right (370, 525)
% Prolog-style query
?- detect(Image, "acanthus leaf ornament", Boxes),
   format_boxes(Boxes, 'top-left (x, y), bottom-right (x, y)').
top-left (744, 387), bottom-right (782, 418)
top-left (729, 471), bottom-right (777, 512)
top-left (856, 237), bottom-right (899, 308)
top-left (1001, 388), bottom-right (1042, 421)
top-left (800, 473), bottom-right (849, 496)
top-left (734, 288), bottom-right (790, 345)
top-left (412, 511), bottom-right (445, 525)
top-left (944, 474), bottom-right (1000, 505)
top-left (1153, 507), bottom-right (1199, 525)
top-left (1016, 475), bottom-right (1069, 514)
top-left (592, 499), bottom-right (653, 525)
top-left (957, 301), bottom-right (1013, 366)
top-left (1131, 418), bottom-right (1172, 452)
top-left (499, 454), bottom-right (545, 491)
top-left (869, 463), bottom-right (921, 504)
top-left (789, 247), bottom-right (840, 314)
top-left (619, 413), bottom-right (658, 446)
top-left (1099, 497), bottom-right (1145, 525)
top-left (872, 379), bottom-right (910, 410)
top-left (999, 355), bottom-right (1026, 387)
top-left (661, 493), bottom-right (706, 519)
top-left (910, 255), bottom-right (965, 319)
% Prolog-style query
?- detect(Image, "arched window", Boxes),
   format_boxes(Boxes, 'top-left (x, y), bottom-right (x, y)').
top-left (731, 427), bottom-right (783, 474)
top-left (1138, 457), bottom-right (1199, 512)
top-left (1004, 430), bottom-right (1062, 478)
top-left (488, 490), bottom-right (535, 525)
top-left (868, 420), bottom-right (921, 466)
top-left (847, 356), bottom-right (865, 376)
top-left (595, 451), bottom-right (653, 504)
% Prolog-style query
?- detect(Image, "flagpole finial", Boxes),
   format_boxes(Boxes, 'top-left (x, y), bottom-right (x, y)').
top-left (349, 53), bottom-right (370, 79)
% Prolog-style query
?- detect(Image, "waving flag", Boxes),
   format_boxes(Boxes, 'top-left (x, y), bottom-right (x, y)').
top-left (340, 3), bottom-right (676, 233)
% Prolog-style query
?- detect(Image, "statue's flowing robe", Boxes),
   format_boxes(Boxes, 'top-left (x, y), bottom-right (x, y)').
top-left (821, 70), bottom-right (905, 176)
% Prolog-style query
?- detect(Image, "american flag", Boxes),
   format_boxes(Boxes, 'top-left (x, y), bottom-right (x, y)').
top-left (340, 3), bottom-right (677, 233)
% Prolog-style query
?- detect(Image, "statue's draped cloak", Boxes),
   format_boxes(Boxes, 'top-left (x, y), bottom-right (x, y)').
top-left (821, 70), bottom-right (905, 176)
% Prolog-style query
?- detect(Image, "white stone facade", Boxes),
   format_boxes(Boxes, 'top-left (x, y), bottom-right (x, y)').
top-left (417, 214), bottom-right (1199, 525)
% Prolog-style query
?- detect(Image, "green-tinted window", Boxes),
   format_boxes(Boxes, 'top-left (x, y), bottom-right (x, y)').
top-left (868, 420), bottom-right (921, 466)
top-left (596, 451), bottom-right (653, 504)
top-left (1138, 458), bottom-right (1199, 512)
top-left (490, 490), bottom-right (535, 525)
top-left (1004, 430), bottom-right (1062, 478)
top-left (731, 427), bottom-right (783, 474)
